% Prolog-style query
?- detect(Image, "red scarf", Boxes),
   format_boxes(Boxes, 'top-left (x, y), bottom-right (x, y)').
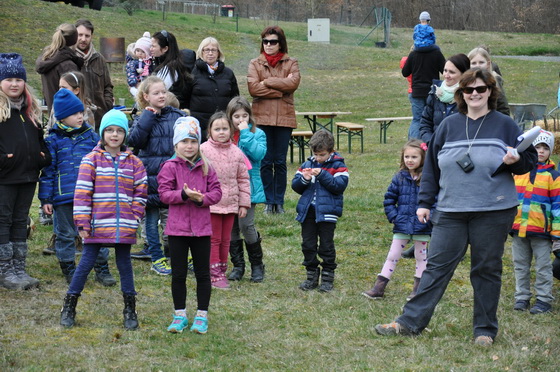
top-left (264, 52), bottom-right (284, 67)
top-left (233, 131), bottom-right (240, 145)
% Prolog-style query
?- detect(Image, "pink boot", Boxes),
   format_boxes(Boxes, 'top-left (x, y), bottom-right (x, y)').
top-left (211, 263), bottom-right (230, 290)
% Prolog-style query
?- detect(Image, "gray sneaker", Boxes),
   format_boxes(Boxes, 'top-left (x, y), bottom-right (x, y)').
top-left (529, 300), bottom-right (552, 314)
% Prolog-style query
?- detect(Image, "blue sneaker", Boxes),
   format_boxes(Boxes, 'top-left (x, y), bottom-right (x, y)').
top-left (151, 257), bottom-right (171, 275)
top-left (190, 316), bottom-right (208, 334)
top-left (167, 315), bottom-right (188, 333)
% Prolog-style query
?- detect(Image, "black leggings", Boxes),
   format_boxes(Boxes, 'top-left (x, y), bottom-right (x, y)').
top-left (168, 236), bottom-right (211, 311)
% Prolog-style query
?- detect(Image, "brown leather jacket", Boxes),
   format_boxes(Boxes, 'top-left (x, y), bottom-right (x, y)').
top-left (247, 53), bottom-right (300, 128)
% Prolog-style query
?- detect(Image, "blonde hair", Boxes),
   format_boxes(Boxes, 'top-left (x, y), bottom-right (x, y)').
top-left (0, 84), bottom-right (41, 127)
top-left (196, 37), bottom-right (225, 62)
top-left (135, 76), bottom-right (166, 110)
top-left (42, 23), bottom-right (77, 61)
top-left (166, 91), bottom-right (180, 108)
top-left (175, 143), bottom-right (210, 176)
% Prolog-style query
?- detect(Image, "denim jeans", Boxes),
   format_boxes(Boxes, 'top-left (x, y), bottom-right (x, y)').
top-left (68, 243), bottom-right (136, 295)
top-left (301, 205), bottom-right (337, 271)
top-left (408, 96), bottom-right (426, 140)
top-left (0, 183), bottom-right (36, 244)
top-left (511, 236), bottom-right (553, 304)
top-left (145, 206), bottom-right (164, 262)
top-left (259, 125), bottom-right (293, 205)
top-left (397, 207), bottom-right (516, 339)
top-left (54, 203), bottom-right (109, 263)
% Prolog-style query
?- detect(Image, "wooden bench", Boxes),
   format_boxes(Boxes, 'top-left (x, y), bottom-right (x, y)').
top-left (289, 131), bottom-right (314, 164)
top-left (365, 116), bottom-right (413, 144)
top-left (336, 122), bottom-right (365, 153)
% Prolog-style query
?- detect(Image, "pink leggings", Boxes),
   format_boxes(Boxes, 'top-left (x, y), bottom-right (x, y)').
top-left (380, 239), bottom-right (428, 279)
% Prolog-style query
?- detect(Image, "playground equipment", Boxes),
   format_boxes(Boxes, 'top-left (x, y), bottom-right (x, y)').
top-left (357, 7), bottom-right (391, 47)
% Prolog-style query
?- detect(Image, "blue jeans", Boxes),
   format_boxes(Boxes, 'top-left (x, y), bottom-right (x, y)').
top-left (0, 183), bottom-right (36, 244)
top-left (408, 96), bottom-right (426, 139)
top-left (397, 207), bottom-right (516, 339)
top-left (145, 206), bottom-right (164, 262)
top-left (259, 126), bottom-right (293, 205)
top-left (54, 203), bottom-right (108, 263)
top-left (68, 243), bottom-right (136, 295)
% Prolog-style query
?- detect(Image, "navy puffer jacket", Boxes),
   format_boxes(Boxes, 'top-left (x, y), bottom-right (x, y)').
top-left (384, 170), bottom-right (432, 235)
top-left (128, 106), bottom-right (186, 207)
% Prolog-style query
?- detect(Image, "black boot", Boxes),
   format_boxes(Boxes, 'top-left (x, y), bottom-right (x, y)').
top-left (246, 235), bottom-right (265, 283)
top-left (59, 261), bottom-right (76, 284)
top-left (123, 293), bottom-right (139, 330)
top-left (227, 239), bottom-right (245, 281)
top-left (94, 261), bottom-right (117, 287)
top-left (318, 270), bottom-right (335, 292)
top-left (60, 294), bottom-right (80, 327)
top-left (401, 245), bottom-right (415, 259)
top-left (299, 268), bottom-right (320, 291)
top-left (362, 275), bottom-right (390, 299)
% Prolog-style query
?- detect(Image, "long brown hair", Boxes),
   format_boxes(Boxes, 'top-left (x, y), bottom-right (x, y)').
top-left (226, 96), bottom-right (256, 133)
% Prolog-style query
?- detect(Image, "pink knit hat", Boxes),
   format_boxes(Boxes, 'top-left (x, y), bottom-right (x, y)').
top-left (134, 32), bottom-right (152, 58)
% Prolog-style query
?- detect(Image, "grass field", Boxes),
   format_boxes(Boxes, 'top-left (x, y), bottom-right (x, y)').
top-left (1, 0), bottom-right (559, 370)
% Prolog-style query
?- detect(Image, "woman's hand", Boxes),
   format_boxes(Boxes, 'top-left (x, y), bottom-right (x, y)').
top-left (503, 147), bottom-right (521, 165)
top-left (238, 207), bottom-right (248, 218)
top-left (78, 230), bottom-right (89, 239)
top-left (417, 208), bottom-right (430, 223)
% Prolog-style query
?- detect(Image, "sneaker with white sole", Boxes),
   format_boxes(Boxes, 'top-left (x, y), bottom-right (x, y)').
top-left (151, 257), bottom-right (171, 275)
top-left (167, 315), bottom-right (188, 333)
top-left (474, 335), bottom-right (494, 347)
top-left (190, 316), bottom-right (208, 334)
top-left (374, 321), bottom-right (413, 336)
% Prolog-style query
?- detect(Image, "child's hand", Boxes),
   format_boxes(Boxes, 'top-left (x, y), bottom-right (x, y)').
top-left (145, 106), bottom-right (160, 114)
top-left (301, 168), bottom-right (313, 180)
top-left (78, 230), bottom-right (89, 239)
top-left (310, 168), bottom-right (321, 176)
top-left (238, 121), bottom-right (249, 131)
top-left (42, 204), bottom-right (53, 216)
top-left (238, 206), bottom-right (248, 218)
top-left (183, 183), bottom-right (204, 203)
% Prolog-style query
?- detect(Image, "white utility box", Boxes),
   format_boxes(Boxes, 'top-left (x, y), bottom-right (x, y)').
top-left (308, 18), bottom-right (330, 43)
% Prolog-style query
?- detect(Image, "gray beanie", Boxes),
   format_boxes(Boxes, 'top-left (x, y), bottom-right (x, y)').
top-left (419, 11), bottom-right (431, 21)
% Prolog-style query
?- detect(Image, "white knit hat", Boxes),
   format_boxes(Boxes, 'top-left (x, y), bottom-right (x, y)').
top-left (533, 129), bottom-right (555, 152)
top-left (419, 11), bottom-right (431, 21)
top-left (134, 32), bottom-right (152, 58)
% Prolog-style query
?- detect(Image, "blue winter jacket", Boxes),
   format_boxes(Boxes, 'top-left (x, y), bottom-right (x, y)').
top-left (419, 80), bottom-right (457, 144)
top-left (128, 106), bottom-right (186, 207)
top-left (39, 123), bottom-right (100, 206)
top-left (292, 152), bottom-right (349, 223)
top-left (384, 170), bottom-right (432, 235)
top-left (237, 124), bottom-right (267, 204)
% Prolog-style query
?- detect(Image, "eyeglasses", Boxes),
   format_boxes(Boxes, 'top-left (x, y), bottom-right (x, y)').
top-left (262, 39), bottom-right (279, 46)
top-left (105, 128), bottom-right (126, 135)
top-left (462, 85), bottom-right (489, 94)
top-left (202, 48), bottom-right (218, 54)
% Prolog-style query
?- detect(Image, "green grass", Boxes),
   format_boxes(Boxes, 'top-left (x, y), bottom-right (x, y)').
top-left (1, 0), bottom-right (560, 370)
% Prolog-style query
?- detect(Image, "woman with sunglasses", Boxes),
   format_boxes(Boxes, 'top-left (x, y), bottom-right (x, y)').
top-left (150, 30), bottom-right (191, 108)
top-left (184, 37), bottom-right (239, 141)
top-left (248, 26), bottom-right (301, 214)
top-left (375, 69), bottom-right (537, 347)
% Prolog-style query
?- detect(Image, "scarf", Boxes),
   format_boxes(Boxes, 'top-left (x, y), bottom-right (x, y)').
top-left (75, 45), bottom-right (96, 67)
top-left (9, 96), bottom-right (24, 111)
top-left (264, 52), bottom-right (284, 68)
top-left (435, 81), bottom-right (459, 104)
top-left (206, 62), bottom-right (219, 75)
top-left (57, 122), bottom-right (80, 133)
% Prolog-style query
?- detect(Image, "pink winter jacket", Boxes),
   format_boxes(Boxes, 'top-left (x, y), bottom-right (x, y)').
top-left (158, 157), bottom-right (222, 237)
top-left (200, 138), bottom-right (251, 214)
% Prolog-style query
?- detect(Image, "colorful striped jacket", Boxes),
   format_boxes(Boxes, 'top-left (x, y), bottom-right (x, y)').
top-left (512, 160), bottom-right (560, 239)
top-left (74, 145), bottom-right (147, 244)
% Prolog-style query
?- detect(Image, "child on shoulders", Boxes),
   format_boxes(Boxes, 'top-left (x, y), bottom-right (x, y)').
top-left (413, 11), bottom-right (436, 50)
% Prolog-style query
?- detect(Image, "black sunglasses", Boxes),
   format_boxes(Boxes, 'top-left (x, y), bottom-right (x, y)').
top-left (262, 39), bottom-right (279, 46)
top-left (462, 85), bottom-right (489, 94)
top-left (161, 30), bottom-right (169, 42)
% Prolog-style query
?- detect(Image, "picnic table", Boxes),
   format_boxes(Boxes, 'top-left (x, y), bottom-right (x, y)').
top-left (365, 116), bottom-right (413, 144)
top-left (296, 111), bottom-right (352, 132)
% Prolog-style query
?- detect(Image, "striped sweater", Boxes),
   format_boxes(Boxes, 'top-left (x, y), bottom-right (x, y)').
top-left (74, 145), bottom-right (147, 244)
top-left (512, 160), bottom-right (560, 239)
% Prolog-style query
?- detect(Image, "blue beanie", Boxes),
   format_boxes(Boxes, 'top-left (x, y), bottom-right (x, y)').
top-left (100, 109), bottom-right (129, 137)
top-left (53, 88), bottom-right (84, 120)
top-left (0, 53), bottom-right (27, 82)
top-left (173, 116), bottom-right (201, 145)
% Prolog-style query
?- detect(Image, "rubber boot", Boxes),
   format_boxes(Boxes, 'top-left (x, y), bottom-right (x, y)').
top-left (0, 242), bottom-right (28, 290)
top-left (401, 245), bottom-right (415, 259)
top-left (60, 293), bottom-right (80, 327)
top-left (407, 276), bottom-right (421, 301)
top-left (59, 261), bottom-right (76, 284)
top-left (299, 268), bottom-right (320, 291)
top-left (227, 239), bottom-right (245, 281)
top-left (123, 293), bottom-right (139, 330)
top-left (12, 242), bottom-right (40, 288)
top-left (246, 235), bottom-right (265, 283)
top-left (362, 275), bottom-right (390, 299)
top-left (94, 261), bottom-right (117, 286)
top-left (318, 270), bottom-right (335, 292)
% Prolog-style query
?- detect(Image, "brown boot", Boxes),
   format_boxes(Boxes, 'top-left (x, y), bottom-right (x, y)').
top-left (361, 275), bottom-right (389, 299)
top-left (407, 277), bottom-right (421, 301)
